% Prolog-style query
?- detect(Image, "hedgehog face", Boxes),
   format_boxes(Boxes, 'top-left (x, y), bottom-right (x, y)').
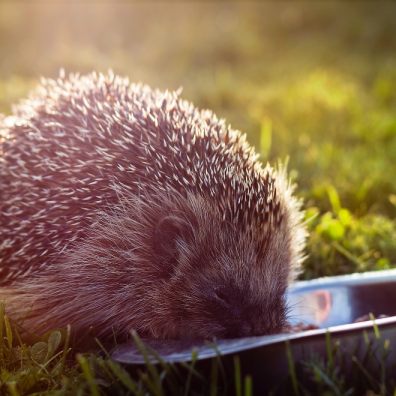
top-left (0, 188), bottom-right (300, 341)
top-left (149, 193), bottom-right (293, 340)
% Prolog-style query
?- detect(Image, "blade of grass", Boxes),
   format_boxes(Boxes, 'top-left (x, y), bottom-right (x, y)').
top-left (208, 341), bottom-right (227, 393)
top-left (77, 354), bottom-right (100, 396)
top-left (0, 303), bottom-right (4, 360)
top-left (183, 349), bottom-right (198, 396)
top-left (106, 359), bottom-right (141, 394)
top-left (94, 338), bottom-right (111, 359)
top-left (325, 330), bottom-right (333, 371)
top-left (286, 340), bottom-right (300, 396)
top-left (58, 324), bottom-right (71, 374)
top-left (332, 242), bottom-right (366, 268)
top-left (131, 335), bottom-right (183, 387)
top-left (244, 375), bottom-right (253, 396)
top-left (178, 349), bottom-right (205, 382)
top-left (138, 371), bottom-right (164, 396)
top-left (131, 331), bottom-right (163, 396)
top-left (4, 314), bottom-right (13, 349)
top-left (7, 381), bottom-right (20, 396)
top-left (352, 355), bottom-right (380, 391)
top-left (234, 355), bottom-right (242, 396)
top-left (310, 362), bottom-right (342, 396)
top-left (210, 356), bottom-right (219, 396)
top-left (369, 313), bottom-right (381, 340)
top-left (379, 338), bottom-right (390, 396)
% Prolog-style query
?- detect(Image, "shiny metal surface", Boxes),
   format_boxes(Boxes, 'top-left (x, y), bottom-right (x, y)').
top-left (112, 269), bottom-right (396, 367)
top-left (287, 268), bottom-right (396, 327)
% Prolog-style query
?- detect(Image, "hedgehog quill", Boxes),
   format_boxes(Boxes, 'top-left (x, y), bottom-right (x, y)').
top-left (0, 72), bottom-right (306, 340)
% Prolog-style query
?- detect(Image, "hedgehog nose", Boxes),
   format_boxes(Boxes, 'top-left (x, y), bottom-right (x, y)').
top-left (212, 288), bottom-right (262, 337)
top-left (223, 319), bottom-right (255, 338)
top-left (237, 321), bottom-right (255, 337)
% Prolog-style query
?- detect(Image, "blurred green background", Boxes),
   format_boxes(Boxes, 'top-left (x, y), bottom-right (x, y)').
top-left (1, 1), bottom-right (395, 279)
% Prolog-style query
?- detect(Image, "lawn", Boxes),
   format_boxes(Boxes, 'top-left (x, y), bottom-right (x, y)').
top-left (0, 2), bottom-right (395, 395)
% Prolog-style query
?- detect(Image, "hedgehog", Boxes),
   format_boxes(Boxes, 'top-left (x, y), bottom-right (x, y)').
top-left (0, 71), bottom-right (306, 340)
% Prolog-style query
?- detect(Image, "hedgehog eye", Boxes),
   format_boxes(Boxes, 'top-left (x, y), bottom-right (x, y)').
top-left (153, 215), bottom-right (193, 266)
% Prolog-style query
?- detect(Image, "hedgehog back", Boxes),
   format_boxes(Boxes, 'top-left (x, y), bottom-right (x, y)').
top-left (1, 72), bottom-right (277, 284)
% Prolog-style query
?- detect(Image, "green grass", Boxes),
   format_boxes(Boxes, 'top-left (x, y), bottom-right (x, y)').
top-left (0, 307), bottom-right (395, 395)
top-left (1, 2), bottom-right (396, 394)
top-left (0, 310), bottom-right (252, 395)
top-left (0, 2), bottom-right (395, 279)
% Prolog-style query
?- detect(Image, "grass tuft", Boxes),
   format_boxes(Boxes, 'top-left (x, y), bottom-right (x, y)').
top-left (0, 3), bottom-right (396, 394)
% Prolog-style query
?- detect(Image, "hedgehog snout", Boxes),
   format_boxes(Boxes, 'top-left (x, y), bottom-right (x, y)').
top-left (221, 306), bottom-right (284, 338)
top-left (205, 284), bottom-right (286, 338)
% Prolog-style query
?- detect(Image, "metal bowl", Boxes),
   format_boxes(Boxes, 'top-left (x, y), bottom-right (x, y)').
top-left (112, 269), bottom-right (396, 391)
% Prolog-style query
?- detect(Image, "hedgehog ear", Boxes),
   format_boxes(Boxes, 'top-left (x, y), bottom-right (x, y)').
top-left (153, 215), bottom-right (194, 264)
